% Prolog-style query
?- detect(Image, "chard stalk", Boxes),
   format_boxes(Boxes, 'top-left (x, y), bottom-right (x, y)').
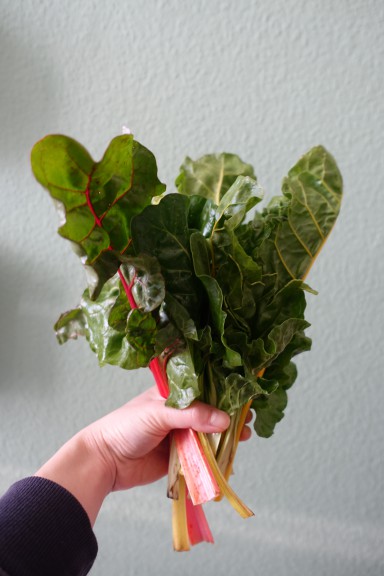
top-left (185, 495), bottom-right (214, 545)
top-left (172, 475), bottom-right (190, 551)
top-left (197, 431), bottom-right (254, 519)
top-left (174, 428), bottom-right (220, 505)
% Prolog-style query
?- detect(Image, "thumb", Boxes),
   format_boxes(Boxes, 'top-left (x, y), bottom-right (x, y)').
top-left (156, 400), bottom-right (230, 434)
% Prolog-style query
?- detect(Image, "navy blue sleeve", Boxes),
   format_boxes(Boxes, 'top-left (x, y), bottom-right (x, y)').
top-left (0, 476), bottom-right (98, 576)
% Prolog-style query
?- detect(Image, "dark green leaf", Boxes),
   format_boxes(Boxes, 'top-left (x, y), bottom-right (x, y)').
top-left (131, 194), bottom-right (203, 321)
top-left (119, 255), bottom-right (165, 312)
top-left (190, 231), bottom-right (242, 367)
top-left (246, 318), bottom-right (310, 375)
top-left (252, 362), bottom-right (298, 438)
top-left (125, 309), bottom-right (157, 365)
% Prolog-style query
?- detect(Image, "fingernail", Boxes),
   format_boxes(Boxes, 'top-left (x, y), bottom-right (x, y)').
top-left (209, 410), bottom-right (230, 430)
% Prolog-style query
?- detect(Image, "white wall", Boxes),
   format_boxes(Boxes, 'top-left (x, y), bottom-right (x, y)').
top-left (1, 0), bottom-right (383, 574)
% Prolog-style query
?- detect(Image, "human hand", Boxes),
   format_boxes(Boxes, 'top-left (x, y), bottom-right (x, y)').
top-left (36, 385), bottom-right (252, 525)
top-left (82, 386), bottom-right (232, 491)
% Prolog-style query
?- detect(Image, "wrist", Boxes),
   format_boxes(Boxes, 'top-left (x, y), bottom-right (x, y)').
top-left (35, 429), bottom-right (115, 526)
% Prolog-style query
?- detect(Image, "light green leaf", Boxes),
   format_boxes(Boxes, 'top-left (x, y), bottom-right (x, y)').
top-left (255, 145), bottom-right (343, 289)
top-left (176, 153), bottom-right (256, 205)
top-left (217, 372), bottom-right (269, 414)
top-left (31, 134), bottom-right (165, 297)
top-left (215, 175), bottom-right (263, 231)
top-left (166, 346), bottom-right (202, 408)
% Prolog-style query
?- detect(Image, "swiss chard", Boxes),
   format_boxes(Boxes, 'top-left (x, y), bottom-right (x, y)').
top-left (31, 135), bottom-right (342, 550)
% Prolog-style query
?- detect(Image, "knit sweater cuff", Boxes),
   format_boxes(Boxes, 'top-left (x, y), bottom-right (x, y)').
top-left (0, 476), bottom-right (98, 576)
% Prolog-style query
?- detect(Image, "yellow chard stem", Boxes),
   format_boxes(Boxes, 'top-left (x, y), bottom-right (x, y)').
top-left (172, 475), bottom-right (190, 552)
top-left (197, 432), bottom-right (254, 519)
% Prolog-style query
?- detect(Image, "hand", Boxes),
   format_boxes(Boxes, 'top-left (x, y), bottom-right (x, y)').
top-left (83, 385), bottom-right (232, 491)
top-left (35, 386), bottom-right (240, 525)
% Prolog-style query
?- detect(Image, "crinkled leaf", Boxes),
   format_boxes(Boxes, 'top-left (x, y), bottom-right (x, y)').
top-left (176, 153), bottom-right (256, 204)
top-left (253, 145), bottom-right (343, 288)
top-left (119, 254), bottom-right (165, 312)
top-left (163, 293), bottom-right (199, 341)
top-left (55, 274), bottom-right (155, 369)
top-left (215, 175), bottom-right (263, 231)
top-left (31, 134), bottom-right (165, 298)
top-left (131, 194), bottom-right (203, 321)
top-left (125, 309), bottom-right (157, 365)
top-left (246, 318), bottom-right (310, 375)
top-left (253, 280), bottom-right (308, 338)
top-left (212, 227), bottom-right (263, 323)
top-left (190, 231), bottom-right (242, 367)
top-left (154, 321), bottom-right (183, 357)
top-left (252, 362), bottom-right (298, 438)
top-left (166, 345), bottom-right (202, 408)
top-left (55, 307), bottom-right (87, 344)
top-left (252, 330), bottom-right (312, 437)
top-left (217, 372), bottom-right (270, 414)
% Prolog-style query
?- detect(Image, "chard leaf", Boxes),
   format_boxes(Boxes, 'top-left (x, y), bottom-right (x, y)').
top-left (176, 153), bottom-right (256, 204)
top-left (154, 321), bottom-right (183, 357)
top-left (119, 255), bottom-right (165, 312)
top-left (215, 175), bottom-right (263, 231)
top-left (252, 362), bottom-right (298, 438)
top-left (131, 194), bottom-right (203, 321)
top-left (254, 280), bottom-right (308, 338)
top-left (187, 195), bottom-right (217, 237)
top-left (31, 134), bottom-right (165, 298)
top-left (125, 309), bottom-right (157, 365)
top-left (254, 146), bottom-right (342, 288)
top-left (246, 318), bottom-right (310, 375)
top-left (163, 293), bottom-right (199, 341)
top-left (190, 231), bottom-right (242, 367)
top-left (217, 372), bottom-right (270, 414)
top-left (55, 307), bottom-right (87, 344)
top-left (252, 330), bottom-right (312, 437)
top-left (55, 274), bottom-right (154, 369)
top-left (166, 345), bottom-right (202, 408)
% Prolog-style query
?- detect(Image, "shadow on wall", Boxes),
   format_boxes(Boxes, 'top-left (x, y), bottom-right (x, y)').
top-left (0, 27), bottom-right (57, 165)
top-left (0, 251), bottom-right (65, 393)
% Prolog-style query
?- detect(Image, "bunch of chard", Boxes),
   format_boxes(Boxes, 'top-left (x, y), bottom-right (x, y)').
top-left (31, 134), bottom-right (342, 550)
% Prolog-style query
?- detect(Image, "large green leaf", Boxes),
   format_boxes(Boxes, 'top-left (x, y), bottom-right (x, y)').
top-left (131, 194), bottom-right (203, 321)
top-left (31, 134), bottom-right (165, 297)
top-left (254, 146), bottom-right (342, 289)
top-left (176, 153), bottom-right (256, 204)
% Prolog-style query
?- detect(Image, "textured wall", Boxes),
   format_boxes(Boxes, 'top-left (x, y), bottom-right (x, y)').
top-left (1, 0), bottom-right (383, 574)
